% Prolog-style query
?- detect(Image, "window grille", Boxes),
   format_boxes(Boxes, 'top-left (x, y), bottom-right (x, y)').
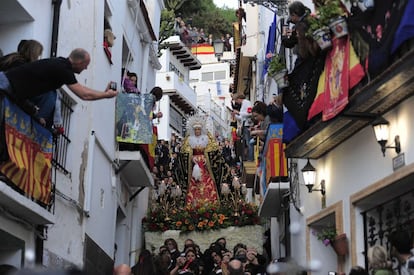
top-left (52, 91), bottom-right (73, 175)
top-left (362, 190), bottom-right (414, 272)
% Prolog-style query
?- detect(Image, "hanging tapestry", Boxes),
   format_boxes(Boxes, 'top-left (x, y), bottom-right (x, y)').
top-left (308, 37), bottom-right (365, 121)
top-left (0, 98), bottom-right (53, 205)
top-left (115, 93), bottom-right (154, 144)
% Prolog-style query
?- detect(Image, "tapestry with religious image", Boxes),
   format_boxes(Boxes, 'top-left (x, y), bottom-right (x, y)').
top-left (115, 93), bottom-right (154, 144)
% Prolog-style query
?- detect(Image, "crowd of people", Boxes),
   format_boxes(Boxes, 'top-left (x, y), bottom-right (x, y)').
top-left (230, 93), bottom-right (283, 162)
top-left (123, 229), bottom-right (414, 275)
top-left (1, 229), bottom-right (413, 275)
top-left (116, 229), bottom-right (414, 275)
top-left (129, 237), bottom-right (269, 275)
top-left (174, 15), bottom-right (233, 51)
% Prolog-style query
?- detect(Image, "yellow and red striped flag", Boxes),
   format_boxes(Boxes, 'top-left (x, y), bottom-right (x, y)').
top-left (0, 98), bottom-right (53, 205)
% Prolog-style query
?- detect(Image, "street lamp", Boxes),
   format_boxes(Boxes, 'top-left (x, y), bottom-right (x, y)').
top-left (301, 159), bottom-right (326, 195)
top-left (301, 159), bottom-right (316, 192)
top-left (213, 39), bottom-right (224, 61)
top-left (371, 116), bottom-right (401, 156)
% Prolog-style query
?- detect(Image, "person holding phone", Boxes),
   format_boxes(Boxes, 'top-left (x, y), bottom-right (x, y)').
top-left (244, 248), bottom-right (266, 275)
top-left (0, 48), bottom-right (117, 106)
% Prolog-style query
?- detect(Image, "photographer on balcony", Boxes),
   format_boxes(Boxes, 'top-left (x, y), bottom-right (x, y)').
top-left (0, 48), bottom-right (118, 112)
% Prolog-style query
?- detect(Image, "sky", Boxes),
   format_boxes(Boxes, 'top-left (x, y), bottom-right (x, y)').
top-left (213, 0), bottom-right (315, 11)
top-left (213, 0), bottom-right (239, 9)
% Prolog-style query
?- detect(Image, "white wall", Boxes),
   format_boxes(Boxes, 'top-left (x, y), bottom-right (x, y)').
top-left (1, 0), bottom-right (159, 269)
top-left (157, 95), bottom-right (172, 141)
top-left (290, 95), bottom-right (414, 273)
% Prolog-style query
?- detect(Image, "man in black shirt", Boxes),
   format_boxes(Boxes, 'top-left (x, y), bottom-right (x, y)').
top-left (0, 48), bottom-right (117, 104)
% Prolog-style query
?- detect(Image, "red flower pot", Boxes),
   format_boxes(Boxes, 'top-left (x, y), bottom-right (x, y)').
top-left (332, 233), bottom-right (348, 256)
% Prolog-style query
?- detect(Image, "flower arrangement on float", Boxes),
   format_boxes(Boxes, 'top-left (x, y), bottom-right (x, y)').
top-left (143, 169), bottom-right (262, 233)
top-left (142, 200), bottom-right (260, 233)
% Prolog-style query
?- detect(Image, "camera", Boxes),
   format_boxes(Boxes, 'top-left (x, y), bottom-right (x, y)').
top-left (110, 82), bottom-right (117, 90)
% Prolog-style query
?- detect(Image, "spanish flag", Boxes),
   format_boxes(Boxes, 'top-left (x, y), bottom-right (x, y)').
top-left (191, 44), bottom-right (214, 55)
top-left (307, 37), bottom-right (365, 121)
top-left (0, 98), bottom-right (53, 205)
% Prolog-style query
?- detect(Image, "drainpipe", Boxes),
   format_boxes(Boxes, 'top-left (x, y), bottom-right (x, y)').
top-left (140, 41), bottom-right (150, 93)
top-left (84, 131), bottom-right (96, 217)
top-left (50, 0), bottom-right (62, 57)
top-left (129, 198), bottom-right (139, 266)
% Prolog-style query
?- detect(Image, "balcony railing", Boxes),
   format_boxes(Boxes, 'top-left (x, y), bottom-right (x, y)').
top-left (163, 35), bottom-right (202, 71)
top-left (158, 72), bottom-right (197, 114)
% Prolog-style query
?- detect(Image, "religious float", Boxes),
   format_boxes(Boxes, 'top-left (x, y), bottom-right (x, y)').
top-left (142, 113), bottom-right (264, 252)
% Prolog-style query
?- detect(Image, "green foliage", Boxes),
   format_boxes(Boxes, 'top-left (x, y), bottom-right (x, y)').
top-left (158, 9), bottom-right (177, 56)
top-left (318, 0), bottom-right (345, 26)
top-left (176, 0), bottom-right (216, 18)
top-left (165, 0), bottom-right (188, 10)
top-left (192, 10), bottom-right (231, 38)
top-left (220, 7), bottom-right (238, 23)
top-left (306, 14), bottom-right (324, 37)
top-left (177, 0), bottom-right (236, 39)
top-left (305, 0), bottom-right (345, 37)
top-left (268, 53), bottom-right (286, 75)
top-left (158, 0), bottom-right (237, 55)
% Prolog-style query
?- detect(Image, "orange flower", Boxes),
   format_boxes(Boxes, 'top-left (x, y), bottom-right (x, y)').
top-left (208, 221), bottom-right (215, 227)
top-left (188, 225), bottom-right (195, 231)
top-left (176, 221), bottom-right (182, 227)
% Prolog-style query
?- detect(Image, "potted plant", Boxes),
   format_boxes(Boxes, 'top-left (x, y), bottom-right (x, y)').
top-left (306, 13), bottom-right (323, 37)
top-left (306, 13), bottom-right (332, 50)
top-left (314, 226), bottom-right (348, 256)
top-left (267, 53), bottom-right (288, 88)
top-left (318, 0), bottom-right (348, 38)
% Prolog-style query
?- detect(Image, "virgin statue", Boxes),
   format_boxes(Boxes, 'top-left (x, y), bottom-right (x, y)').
top-left (177, 114), bottom-right (228, 208)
